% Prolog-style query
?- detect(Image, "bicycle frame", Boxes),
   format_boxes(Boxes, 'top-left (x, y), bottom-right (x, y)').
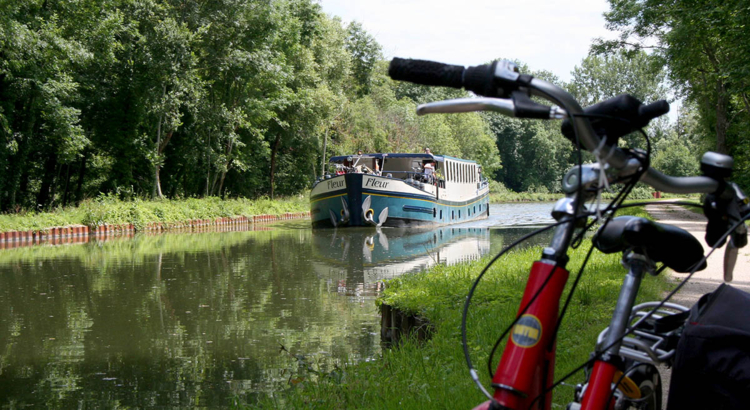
top-left (489, 261), bottom-right (569, 409)
top-left (483, 220), bottom-right (654, 410)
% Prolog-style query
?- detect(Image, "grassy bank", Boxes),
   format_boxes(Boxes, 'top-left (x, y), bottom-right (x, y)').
top-left (0, 194), bottom-right (308, 232)
top-left (489, 183), bottom-right (700, 204)
top-left (254, 207), bottom-right (668, 409)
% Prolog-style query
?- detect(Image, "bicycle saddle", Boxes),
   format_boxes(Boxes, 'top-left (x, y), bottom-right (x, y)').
top-left (593, 216), bottom-right (707, 273)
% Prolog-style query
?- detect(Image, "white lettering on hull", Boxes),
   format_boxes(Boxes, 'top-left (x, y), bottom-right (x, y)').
top-left (312, 177), bottom-right (347, 196)
top-left (364, 177), bottom-right (389, 189)
top-left (327, 179), bottom-right (345, 190)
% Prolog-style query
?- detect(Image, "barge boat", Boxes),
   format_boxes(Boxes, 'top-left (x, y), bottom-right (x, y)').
top-left (310, 153), bottom-right (490, 228)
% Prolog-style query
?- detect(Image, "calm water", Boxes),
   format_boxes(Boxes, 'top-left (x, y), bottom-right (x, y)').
top-left (0, 203), bottom-right (555, 408)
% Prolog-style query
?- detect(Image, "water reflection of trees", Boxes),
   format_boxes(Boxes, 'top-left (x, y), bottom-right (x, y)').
top-left (0, 230), bottom-right (379, 407)
top-left (0, 225), bottom-right (530, 407)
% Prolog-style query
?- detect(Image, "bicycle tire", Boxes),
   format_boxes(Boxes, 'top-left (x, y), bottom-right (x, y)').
top-left (622, 362), bottom-right (662, 410)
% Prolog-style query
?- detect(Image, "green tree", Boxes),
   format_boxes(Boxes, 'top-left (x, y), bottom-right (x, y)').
top-left (344, 22), bottom-right (382, 97)
top-left (595, 0), bottom-right (750, 158)
top-left (568, 49), bottom-right (667, 107)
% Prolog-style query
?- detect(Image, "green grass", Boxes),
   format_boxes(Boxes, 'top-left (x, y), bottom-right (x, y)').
top-left (489, 190), bottom-right (699, 204)
top-left (490, 191), bottom-right (563, 203)
top-left (251, 207), bottom-right (670, 409)
top-left (0, 194), bottom-right (308, 232)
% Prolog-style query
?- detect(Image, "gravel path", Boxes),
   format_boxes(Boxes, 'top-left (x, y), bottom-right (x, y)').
top-left (645, 202), bottom-right (750, 408)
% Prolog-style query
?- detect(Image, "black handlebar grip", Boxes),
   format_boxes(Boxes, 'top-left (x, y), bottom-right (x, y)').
top-left (638, 100), bottom-right (670, 121)
top-left (388, 58), bottom-right (465, 89)
top-left (463, 62), bottom-right (498, 97)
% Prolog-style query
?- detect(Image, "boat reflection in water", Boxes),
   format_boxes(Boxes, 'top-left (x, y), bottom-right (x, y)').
top-left (311, 226), bottom-right (491, 297)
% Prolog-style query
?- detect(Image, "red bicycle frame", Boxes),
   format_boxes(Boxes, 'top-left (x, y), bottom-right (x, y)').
top-left (472, 261), bottom-right (570, 410)
top-left (473, 250), bottom-right (653, 410)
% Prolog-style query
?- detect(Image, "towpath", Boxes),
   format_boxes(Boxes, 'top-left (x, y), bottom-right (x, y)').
top-left (646, 202), bottom-right (750, 408)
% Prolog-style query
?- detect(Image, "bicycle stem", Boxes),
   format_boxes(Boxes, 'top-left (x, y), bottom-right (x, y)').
top-left (528, 78), bottom-right (720, 195)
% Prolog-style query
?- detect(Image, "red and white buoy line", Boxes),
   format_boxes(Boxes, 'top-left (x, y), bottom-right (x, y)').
top-left (0, 211), bottom-right (311, 249)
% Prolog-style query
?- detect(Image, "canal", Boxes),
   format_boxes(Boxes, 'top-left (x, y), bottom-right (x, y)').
top-left (0, 203), bottom-right (555, 408)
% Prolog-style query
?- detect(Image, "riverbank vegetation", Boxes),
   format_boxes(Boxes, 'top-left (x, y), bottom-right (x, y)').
top-left (488, 180), bottom-right (699, 203)
top-left (0, 195), bottom-right (307, 232)
top-left (2, 0), bottom-right (747, 214)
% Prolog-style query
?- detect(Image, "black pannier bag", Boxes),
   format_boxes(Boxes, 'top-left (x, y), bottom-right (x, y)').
top-left (667, 284), bottom-right (750, 409)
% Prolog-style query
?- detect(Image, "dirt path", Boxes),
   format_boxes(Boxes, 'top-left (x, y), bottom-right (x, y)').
top-left (645, 202), bottom-right (750, 408)
top-left (645, 203), bottom-right (750, 301)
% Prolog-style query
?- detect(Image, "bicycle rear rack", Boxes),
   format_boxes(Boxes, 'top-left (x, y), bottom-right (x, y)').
top-left (596, 301), bottom-right (689, 366)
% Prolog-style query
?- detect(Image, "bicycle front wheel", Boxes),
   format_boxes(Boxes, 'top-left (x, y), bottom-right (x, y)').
top-left (622, 362), bottom-right (662, 410)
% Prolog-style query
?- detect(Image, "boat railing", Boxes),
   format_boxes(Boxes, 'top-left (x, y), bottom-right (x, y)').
top-left (313, 169), bottom-right (446, 190)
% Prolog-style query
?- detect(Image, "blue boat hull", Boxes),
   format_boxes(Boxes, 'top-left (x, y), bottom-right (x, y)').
top-left (310, 174), bottom-right (489, 228)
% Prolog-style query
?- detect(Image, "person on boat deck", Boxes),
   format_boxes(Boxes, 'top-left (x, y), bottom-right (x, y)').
top-left (424, 147), bottom-right (431, 155)
top-left (423, 160), bottom-right (435, 183)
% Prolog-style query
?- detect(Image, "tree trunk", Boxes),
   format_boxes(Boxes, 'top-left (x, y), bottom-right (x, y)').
top-left (75, 155), bottom-right (87, 204)
top-left (48, 162), bottom-right (63, 208)
top-left (205, 132), bottom-right (211, 197)
top-left (4, 97), bottom-right (35, 210)
top-left (269, 134), bottom-right (281, 199)
top-left (36, 154), bottom-right (58, 210)
top-left (17, 168), bottom-right (30, 209)
top-left (217, 171), bottom-right (227, 198)
top-left (61, 164), bottom-right (72, 206)
top-left (154, 84), bottom-right (167, 199)
top-left (320, 127), bottom-right (329, 176)
top-left (715, 79), bottom-right (729, 154)
top-left (741, 92), bottom-right (750, 119)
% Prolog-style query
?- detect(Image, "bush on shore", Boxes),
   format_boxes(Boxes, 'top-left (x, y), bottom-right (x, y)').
top-left (0, 194), bottom-right (308, 232)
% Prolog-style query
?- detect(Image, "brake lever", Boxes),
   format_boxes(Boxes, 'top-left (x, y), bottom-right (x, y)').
top-left (416, 97), bottom-right (567, 119)
top-left (417, 97), bottom-right (515, 116)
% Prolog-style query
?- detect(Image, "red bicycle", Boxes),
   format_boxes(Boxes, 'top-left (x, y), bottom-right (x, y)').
top-left (388, 58), bottom-right (750, 410)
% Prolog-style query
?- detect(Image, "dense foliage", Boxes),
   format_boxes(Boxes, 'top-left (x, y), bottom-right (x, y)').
top-left (1, 0), bottom-right (743, 213)
top-left (0, 0), bottom-right (497, 211)
top-left (594, 0), bottom-right (750, 187)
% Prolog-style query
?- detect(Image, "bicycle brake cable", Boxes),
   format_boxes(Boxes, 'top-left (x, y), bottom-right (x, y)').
top-left (550, 127), bottom-right (652, 351)
top-left (530, 127), bottom-right (654, 407)
top-left (526, 211), bottom-right (750, 410)
top-left (463, 87), bottom-right (591, 403)
top-left (461, 216), bottom-right (588, 400)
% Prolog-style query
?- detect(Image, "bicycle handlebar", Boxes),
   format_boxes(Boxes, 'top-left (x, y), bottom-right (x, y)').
top-left (389, 57), bottom-right (721, 195)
